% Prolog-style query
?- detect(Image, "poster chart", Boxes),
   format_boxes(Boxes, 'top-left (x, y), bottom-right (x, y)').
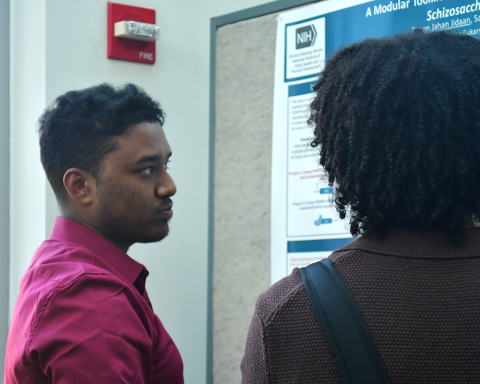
top-left (271, 0), bottom-right (480, 284)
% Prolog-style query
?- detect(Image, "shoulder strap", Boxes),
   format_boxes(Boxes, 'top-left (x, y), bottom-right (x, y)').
top-left (300, 259), bottom-right (390, 384)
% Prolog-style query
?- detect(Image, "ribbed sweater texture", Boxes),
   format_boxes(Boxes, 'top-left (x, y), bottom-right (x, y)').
top-left (241, 228), bottom-right (480, 383)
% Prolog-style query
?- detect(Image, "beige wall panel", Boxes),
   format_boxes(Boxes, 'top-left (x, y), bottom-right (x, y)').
top-left (213, 13), bottom-right (279, 384)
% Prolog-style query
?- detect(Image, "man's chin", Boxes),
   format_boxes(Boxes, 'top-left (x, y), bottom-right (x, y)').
top-left (135, 228), bottom-right (170, 244)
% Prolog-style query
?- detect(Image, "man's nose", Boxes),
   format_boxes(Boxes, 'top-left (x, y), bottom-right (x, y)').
top-left (156, 172), bottom-right (176, 198)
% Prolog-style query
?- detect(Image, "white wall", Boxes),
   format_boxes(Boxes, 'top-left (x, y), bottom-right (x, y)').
top-left (0, 0), bottom-right (10, 375)
top-left (9, 0), bottom-right (271, 382)
top-left (9, 0), bottom-right (47, 324)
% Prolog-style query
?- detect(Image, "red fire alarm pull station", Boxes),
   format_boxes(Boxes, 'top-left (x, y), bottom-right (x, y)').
top-left (107, 2), bottom-right (158, 64)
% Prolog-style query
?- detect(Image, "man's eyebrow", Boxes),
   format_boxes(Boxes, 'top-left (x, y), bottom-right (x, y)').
top-left (134, 152), bottom-right (172, 164)
top-left (134, 155), bottom-right (161, 164)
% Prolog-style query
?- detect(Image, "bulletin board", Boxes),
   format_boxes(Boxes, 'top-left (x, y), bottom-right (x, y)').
top-left (209, 0), bottom-right (480, 382)
top-left (209, 1), bottom-right (318, 383)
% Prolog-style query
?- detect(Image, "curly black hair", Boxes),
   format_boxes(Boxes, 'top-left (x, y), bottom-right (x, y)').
top-left (39, 83), bottom-right (165, 205)
top-left (308, 30), bottom-right (480, 240)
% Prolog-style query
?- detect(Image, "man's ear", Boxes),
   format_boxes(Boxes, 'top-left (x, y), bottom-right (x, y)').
top-left (63, 168), bottom-right (97, 205)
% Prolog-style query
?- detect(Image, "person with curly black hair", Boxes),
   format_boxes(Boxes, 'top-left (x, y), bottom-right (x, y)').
top-left (309, 28), bottom-right (480, 241)
top-left (242, 30), bottom-right (480, 383)
top-left (5, 84), bottom-right (184, 383)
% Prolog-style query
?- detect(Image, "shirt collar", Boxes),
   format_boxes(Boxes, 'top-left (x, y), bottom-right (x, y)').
top-left (334, 227), bottom-right (480, 259)
top-left (50, 217), bottom-right (146, 286)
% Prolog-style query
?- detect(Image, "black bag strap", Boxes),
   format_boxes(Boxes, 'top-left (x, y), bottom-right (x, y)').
top-left (300, 259), bottom-right (390, 384)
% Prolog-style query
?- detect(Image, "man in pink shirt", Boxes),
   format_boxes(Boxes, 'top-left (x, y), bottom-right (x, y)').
top-left (4, 83), bottom-right (184, 383)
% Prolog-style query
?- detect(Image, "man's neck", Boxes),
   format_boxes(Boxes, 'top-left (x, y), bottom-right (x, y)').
top-left (58, 209), bottom-right (131, 253)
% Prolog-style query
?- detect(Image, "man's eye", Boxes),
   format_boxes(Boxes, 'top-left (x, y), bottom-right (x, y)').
top-left (141, 166), bottom-right (154, 175)
top-left (165, 160), bottom-right (171, 170)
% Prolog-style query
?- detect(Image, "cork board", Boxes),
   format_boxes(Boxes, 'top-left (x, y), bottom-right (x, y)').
top-left (213, 12), bottom-right (278, 384)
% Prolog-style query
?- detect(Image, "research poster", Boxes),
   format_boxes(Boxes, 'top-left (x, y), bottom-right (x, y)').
top-left (271, 0), bottom-right (480, 283)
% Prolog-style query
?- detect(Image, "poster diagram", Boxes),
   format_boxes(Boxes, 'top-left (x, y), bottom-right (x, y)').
top-left (271, 0), bottom-right (480, 284)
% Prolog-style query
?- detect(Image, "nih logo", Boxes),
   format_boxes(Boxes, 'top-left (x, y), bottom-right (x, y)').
top-left (296, 25), bottom-right (317, 49)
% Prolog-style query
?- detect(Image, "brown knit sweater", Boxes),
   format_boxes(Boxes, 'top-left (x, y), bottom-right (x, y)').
top-left (241, 228), bottom-right (480, 383)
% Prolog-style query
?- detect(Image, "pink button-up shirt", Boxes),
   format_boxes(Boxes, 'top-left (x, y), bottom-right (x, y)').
top-left (4, 217), bottom-right (184, 383)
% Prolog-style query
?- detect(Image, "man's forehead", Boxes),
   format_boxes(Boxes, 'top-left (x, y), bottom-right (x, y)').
top-left (124, 121), bottom-right (165, 140)
top-left (111, 122), bottom-right (171, 162)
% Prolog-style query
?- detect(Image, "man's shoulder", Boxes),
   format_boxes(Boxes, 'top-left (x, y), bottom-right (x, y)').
top-left (254, 268), bottom-right (306, 325)
top-left (16, 240), bottom-right (133, 323)
top-left (29, 239), bottom-right (119, 286)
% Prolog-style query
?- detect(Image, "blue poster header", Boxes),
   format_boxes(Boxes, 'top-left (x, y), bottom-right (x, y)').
top-left (284, 0), bottom-right (480, 82)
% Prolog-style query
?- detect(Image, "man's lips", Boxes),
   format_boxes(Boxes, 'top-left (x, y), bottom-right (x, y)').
top-left (156, 205), bottom-right (173, 219)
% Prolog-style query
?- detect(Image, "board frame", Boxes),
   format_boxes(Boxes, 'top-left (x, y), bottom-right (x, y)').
top-left (207, 1), bottom-right (321, 382)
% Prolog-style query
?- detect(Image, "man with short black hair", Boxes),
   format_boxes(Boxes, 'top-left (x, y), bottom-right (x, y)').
top-left (5, 83), bottom-right (183, 383)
